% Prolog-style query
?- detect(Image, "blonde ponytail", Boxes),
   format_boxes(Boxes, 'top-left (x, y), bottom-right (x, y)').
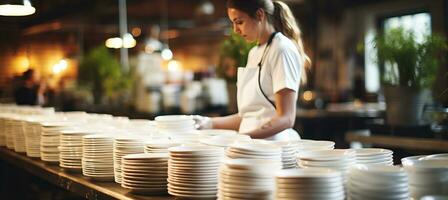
top-left (272, 1), bottom-right (311, 84)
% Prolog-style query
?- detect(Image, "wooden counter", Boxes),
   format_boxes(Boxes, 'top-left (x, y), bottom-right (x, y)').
top-left (345, 133), bottom-right (448, 151)
top-left (0, 147), bottom-right (174, 200)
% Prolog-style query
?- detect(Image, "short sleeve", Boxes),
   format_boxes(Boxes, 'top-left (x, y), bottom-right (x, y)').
top-left (269, 47), bottom-right (302, 93)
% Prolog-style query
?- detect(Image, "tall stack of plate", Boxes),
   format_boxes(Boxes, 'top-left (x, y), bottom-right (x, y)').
top-left (402, 154), bottom-right (448, 199)
top-left (59, 129), bottom-right (93, 172)
top-left (168, 145), bottom-right (224, 199)
top-left (13, 117), bottom-right (27, 153)
top-left (294, 140), bottom-right (335, 153)
top-left (40, 122), bottom-right (74, 163)
top-left (24, 117), bottom-right (44, 157)
top-left (195, 129), bottom-right (239, 139)
top-left (297, 149), bottom-right (356, 182)
top-left (144, 139), bottom-right (179, 154)
top-left (82, 134), bottom-right (115, 181)
top-left (200, 134), bottom-right (251, 148)
top-left (275, 168), bottom-right (344, 200)
top-left (121, 153), bottom-right (169, 194)
top-left (256, 140), bottom-right (298, 169)
top-left (353, 148), bottom-right (394, 165)
top-left (0, 114), bottom-right (6, 146)
top-left (226, 142), bottom-right (282, 161)
top-left (113, 135), bottom-right (147, 184)
top-left (4, 115), bottom-right (16, 149)
top-left (347, 164), bottom-right (409, 200)
top-left (218, 159), bottom-right (282, 200)
top-left (155, 115), bottom-right (196, 139)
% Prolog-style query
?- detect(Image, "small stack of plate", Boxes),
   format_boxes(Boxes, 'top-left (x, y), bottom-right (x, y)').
top-left (297, 149), bottom-right (356, 182)
top-left (59, 129), bottom-right (93, 172)
top-left (82, 134), bottom-right (115, 181)
top-left (226, 141), bottom-right (282, 161)
top-left (256, 140), bottom-right (299, 169)
top-left (24, 117), bottom-right (43, 158)
top-left (0, 114), bottom-right (6, 146)
top-left (113, 135), bottom-right (147, 184)
top-left (40, 122), bottom-right (74, 163)
top-left (195, 129), bottom-right (238, 139)
top-left (121, 153), bottom-right (169, 194)
top-left (402, 154), bottom-right (448, 199)
top-left (294, 140), bottom-right (335, 153)
top-left (347, 164), bottom-right (409, 200)
top-left (144, 139), bottom-right (180, 153)
top-left (218, 159), bottom-right (282, 200)
top-left (155, 115), bottom-right (196, 138)
top-left (200, 134), bottom-right (251, 148)
top-left (353, 148), bottom-right (394, 165)
top-left (4, 116), bottom-right (15, 149)
top-left (275, 168), bottom-right (344, 200)
top-left (13, 117), bottom-right (27, 153)
top-left (168, 145), bottom-right (224, 199)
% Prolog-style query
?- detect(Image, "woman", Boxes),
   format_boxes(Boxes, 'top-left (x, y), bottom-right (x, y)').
top-left (198, 0), bottom-right (310, 141)
top-left (14, 69), bottom-right (46, 106)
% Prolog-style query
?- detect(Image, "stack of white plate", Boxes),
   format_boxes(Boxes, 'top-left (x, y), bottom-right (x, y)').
top-left (4, 116), bottom-right (16, 149)
top-left (168, 145), bottom-right (224, 199)
top-left (297, 149), bottom-right (356, 182)
top-left (24, 117), bottom-right (43, 157)
top-left (200, 134), bottom-right (251, 148)
top-left (121, 153), bottom-right (169, 194)
top-left (226, 142), bottom-right (282, 161)
top-left (402, 154), bottom-right (448, 199)
top-left (40, 122), bottom-right (74, 163)
top-left (59, 129), bottom-right (93, 171)
top-left (275, 168), bottom-right (344, 200)
top-left (13, 117), bottom-right (27, 153)
top-left (144, 139), bottom-right (180, 153)
top-left (82, 134), bottom-right (115, 181)
top-left (420, 195), bottom-right (448, 200)
top-left (347, 164), bottom-right (409, 200)
top-left (113, 135), bottom-right (147, 184)
top-left (353, 148), bottom-right (394, 165)
top-left (218, 159), bottom-right (282, 200)
top-left (155, 115), bottom-right (196, 138)
top-left (294, 140), bottom-right (335, 153)
top-left (127, 119), bottom-right (154, 130)
top-left (195, 129), bottom-right (239, 139)
top-left (256, 140), bottom-right (298, 169)
top-left (0, 114), bottom-right (6, 146)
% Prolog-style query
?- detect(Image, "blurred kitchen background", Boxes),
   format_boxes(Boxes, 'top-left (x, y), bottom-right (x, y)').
top-left (0, 0), bottom-right (448, 147)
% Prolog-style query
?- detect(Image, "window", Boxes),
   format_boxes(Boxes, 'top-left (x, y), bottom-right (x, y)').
top-left (364, 12), bottom-right (431, 93)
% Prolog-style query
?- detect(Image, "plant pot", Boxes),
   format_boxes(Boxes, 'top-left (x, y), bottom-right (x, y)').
top-left (384, 86), bottom-right (429, 126)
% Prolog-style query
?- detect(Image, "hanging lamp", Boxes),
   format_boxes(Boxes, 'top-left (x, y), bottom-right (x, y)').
top-left (0, 0), bottom-right (35, 16)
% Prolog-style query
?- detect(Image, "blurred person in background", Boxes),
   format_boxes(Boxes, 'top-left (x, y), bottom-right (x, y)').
top-left (14, 69), bottom-right (46, 105)
top-left (195, 0), bottom-right (310, 141)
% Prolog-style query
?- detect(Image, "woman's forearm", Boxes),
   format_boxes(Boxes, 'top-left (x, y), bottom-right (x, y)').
top-left (246, 115), bottom-right (294, 139)
top-left (211, 114), bottom-right (242, 131)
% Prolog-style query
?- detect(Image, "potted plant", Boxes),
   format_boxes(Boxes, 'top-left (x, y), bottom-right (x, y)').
top-left (374, 27), bottom-right (447, 126)
top-left (78, 46), bottom-right (131, 105)
top-left (217, 31), bottom-right (256, 113)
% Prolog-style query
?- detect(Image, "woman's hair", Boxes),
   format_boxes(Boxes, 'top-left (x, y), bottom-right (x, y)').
top-left (227, 0), bottom-right (311, 83)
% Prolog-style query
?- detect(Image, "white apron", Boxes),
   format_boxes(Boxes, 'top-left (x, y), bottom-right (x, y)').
top-left (237, 66), bottom-right (300, 141)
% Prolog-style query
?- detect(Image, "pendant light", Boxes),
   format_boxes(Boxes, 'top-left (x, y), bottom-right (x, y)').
top-left (0, 0), bottom-right (35, 16)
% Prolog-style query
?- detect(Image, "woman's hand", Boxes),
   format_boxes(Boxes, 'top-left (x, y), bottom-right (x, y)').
top-left (192, 115), bottom-right (212, 130)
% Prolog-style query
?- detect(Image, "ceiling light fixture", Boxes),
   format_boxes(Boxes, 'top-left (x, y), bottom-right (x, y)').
top-left (0, 0), bottom-right (35, 16)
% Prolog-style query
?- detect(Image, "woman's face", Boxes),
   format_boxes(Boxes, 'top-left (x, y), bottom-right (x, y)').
top-left (228, 8), bottom-right (260, 42)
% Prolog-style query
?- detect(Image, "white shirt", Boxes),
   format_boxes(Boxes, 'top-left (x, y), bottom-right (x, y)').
top-left (236, 32), bottom-right (302, 141)
top-left (245, 32), bottom-right (302, 101)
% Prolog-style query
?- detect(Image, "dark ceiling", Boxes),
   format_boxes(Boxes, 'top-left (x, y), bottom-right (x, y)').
top-left (0, 0), bottom-right (386, 47)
